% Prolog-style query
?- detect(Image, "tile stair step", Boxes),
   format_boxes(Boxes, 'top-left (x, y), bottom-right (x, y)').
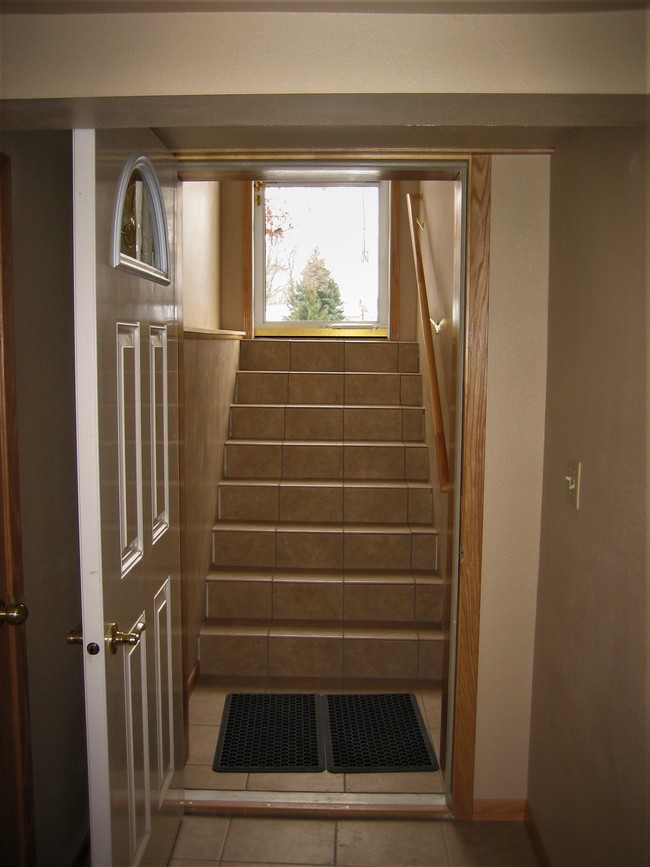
top-left (235, 370), bottom-right (422, 407)
top-left (218, 479), bottom-right (434, 524)
top-left (239, 339), bottom-right (419, 374)
top-left (198, 618), bottom-right (443, 680)
top-left (229, 403), bottom-right (425, 442)
top-left (223, 440), bottom-right (430, 481)
top-left (205, 567), bottom-right (443, 623)
top-left (211, 522), bottom-right (438, 571)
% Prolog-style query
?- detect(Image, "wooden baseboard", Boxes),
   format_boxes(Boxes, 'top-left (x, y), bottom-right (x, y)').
top-left (472, 799), bottom-right (527, 821)
top-left (524, 802), bottom-right (552, 867)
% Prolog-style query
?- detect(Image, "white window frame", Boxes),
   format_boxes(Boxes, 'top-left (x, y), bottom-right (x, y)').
top-left (253, 181), bottom-right (391, 332)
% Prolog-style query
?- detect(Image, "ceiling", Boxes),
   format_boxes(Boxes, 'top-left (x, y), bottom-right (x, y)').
top-left (1, 93), bottom-right (645, 158)
top-left (1, 0), bottom-right (644, 12)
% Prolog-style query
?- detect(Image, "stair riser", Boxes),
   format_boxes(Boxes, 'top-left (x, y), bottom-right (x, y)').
top-left (230, 405), bottom-right (425, 442)
top-left (239, 339), bottom-right (419, 374)
top-left (212, 528), bottom-right (438, 572)
top-left (206, 578), bottom-right (443, 623)
top-left (224, 443), bottom-right (429, 481)
top-left (199, 633), bottom-right (442, 681)
top-left (236, 371), bottom-right (422, 407)
top-left (218, 483), bottom-right (433, 525)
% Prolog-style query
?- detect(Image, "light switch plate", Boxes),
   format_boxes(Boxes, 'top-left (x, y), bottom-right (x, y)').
top-left (565, 460), bottom-right (581, 510)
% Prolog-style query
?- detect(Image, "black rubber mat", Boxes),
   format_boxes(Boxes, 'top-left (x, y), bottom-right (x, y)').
top-left (213, 693), bottom-right (326, 773)
top-left (324, 693), bottom-right (439, 774)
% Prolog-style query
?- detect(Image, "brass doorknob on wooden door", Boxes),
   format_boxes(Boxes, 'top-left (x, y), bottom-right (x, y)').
top-left (66, 621), bottom-right (145, 655)
top-left (0, 597), bottom-right (28, 626)
top-left (106, 621), bottom-right (145, 655)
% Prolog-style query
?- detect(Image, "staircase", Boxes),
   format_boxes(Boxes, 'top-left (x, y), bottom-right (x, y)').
top-left (198, 338), bottom-right (443, 683)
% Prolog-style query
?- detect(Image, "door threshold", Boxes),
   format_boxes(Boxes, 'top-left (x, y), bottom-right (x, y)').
top-left (177, 789), bottom-right (450, 819)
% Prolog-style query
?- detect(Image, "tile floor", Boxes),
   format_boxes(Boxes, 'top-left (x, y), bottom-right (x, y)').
top-left (185, 677), bottom-right (445, 797)
top-left (176, 678), bottom-right (539, 865)
top-left (167, 815), bottom-right (540, 865)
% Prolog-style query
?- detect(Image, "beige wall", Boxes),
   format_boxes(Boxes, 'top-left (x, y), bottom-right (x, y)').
top-left (182, 181), bottom-right (221, 331)
top-left (474, 155), bottom-right (550, 800)
top-left (0, 131), bottom-right (89, 866)
top-left (1, 11), bottom-right (645, 99)
top-left (220, 181), bottom-right (247, 332)
top-left (182, 333), bottom-right (240, 682)
top-left (528, 127), bottom-right (647, 866)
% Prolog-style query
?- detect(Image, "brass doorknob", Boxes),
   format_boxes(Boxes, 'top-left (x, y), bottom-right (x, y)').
top-left (106, 621), bottom-right (145, 655)
top-left (0, 598), bottom-right (28, 627)
top-left (67, 621), bottom-right (145, 655)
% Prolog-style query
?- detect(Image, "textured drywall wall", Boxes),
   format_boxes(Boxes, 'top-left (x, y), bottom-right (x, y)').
top-left (182, 181), bottom-right (221, 331)
top-left (1, 11), bottom-right (645, 99)
top-left (473, 154), bottom-right (550, 800)
top-left (527, 127), bottom-right (647, 867)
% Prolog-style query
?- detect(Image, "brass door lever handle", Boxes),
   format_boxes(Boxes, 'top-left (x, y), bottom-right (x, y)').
top-left (67, 620), bottom-right (145, 655)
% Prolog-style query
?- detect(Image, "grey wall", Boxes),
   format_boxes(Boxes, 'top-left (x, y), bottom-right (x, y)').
top-left (0, 132), bottom-right (88, 866)
top-left (528, 127), bottom-right (647, 866)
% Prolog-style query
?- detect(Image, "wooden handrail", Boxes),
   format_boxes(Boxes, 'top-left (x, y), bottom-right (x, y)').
top-left (406, 193), bottom-right (450, 493)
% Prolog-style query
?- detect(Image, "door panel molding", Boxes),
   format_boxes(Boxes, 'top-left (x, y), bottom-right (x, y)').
top-left (149, 326), bottom-right (169, 544)
top-left (153, 577), bottom-right (174, 805)
top-left (117, 322), bottom-right (144, 575)
top-left (123, 611), bottom-right (151, 865)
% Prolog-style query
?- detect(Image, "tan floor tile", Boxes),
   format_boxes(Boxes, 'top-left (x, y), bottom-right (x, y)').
top-left (285, 406), bottom-right (344, 441)
top-left (291, 340), bottom-right (344, 372)
top-left (247, 770), bottom-right (345, 792)
top-left (225, 442), bottom-right (282, 479)
top-left (345, 372), bottom-right (401, 405)
top-left (289, 372), bottom-right (344, 405)
top-left (345, 341), bottom-right (398, 372)
top-left (269, 635), bottom-right (343, 678)
top-left (184, 763), bottom-right (247, 791)
top-left (207, 577), bottom-right (273, 619)
top-left (283, 443), bottom-right (344, 480)
top-left (336, 818), bottom-right (448, 866)
top-left (219, 482), bottom-right (279, 522)
top-left (444, 821), bottom-right (539, 866)
top-left (187, 724), bottom-right (220, 765)
top-left (279, 483), bottom-right (343, 523)
top-left (188, 687), bottom-right (227, 726)
top-left (273, 575), bottom-right (344, 620)
top-left (169, 815), bottom-right (230, 861)
top-left (400, 373), bottom-right (422, 406)
top-left (398, 342), bottom-right (419, 373)
top-left (237, 371), bottom-right (288, 404)
top-left (240, 339), bottom-right (291, 371)
top-left (344, 769), bottom-right (444, 794)
top-left (230, 404), bottom-right (285, 440)
top-left (222, 817), bottom-right (336, 865)
top-left (169, 860), bottom-right (220, 867)
top-left (344, 443), bottom-right (405, 480)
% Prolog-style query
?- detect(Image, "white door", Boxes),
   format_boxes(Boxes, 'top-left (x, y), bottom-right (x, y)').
top-left (73, 128), bottom-right (183, 867)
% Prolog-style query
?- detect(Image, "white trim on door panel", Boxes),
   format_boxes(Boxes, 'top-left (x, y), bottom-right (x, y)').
top-left (73, 127), bottom-right (113, 865)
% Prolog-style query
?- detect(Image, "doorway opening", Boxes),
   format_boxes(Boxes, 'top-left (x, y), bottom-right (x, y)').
top-left (179, 155), bottom-right (489, 820)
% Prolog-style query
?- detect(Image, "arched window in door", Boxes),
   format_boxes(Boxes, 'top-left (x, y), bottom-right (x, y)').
top-left (111, 152), bottom-right (171, 285)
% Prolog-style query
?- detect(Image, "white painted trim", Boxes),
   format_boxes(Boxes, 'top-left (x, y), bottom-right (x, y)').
top-left (154, 578), bottom-right (174, 806)
top-left (117, 322), bottom-right (144, 575)
top-left (111, 152), bottom-right (171, 286)
top-left (73, 127), bottom-right (113, 867)
top-left (149, 326), bottom-right (169, 543)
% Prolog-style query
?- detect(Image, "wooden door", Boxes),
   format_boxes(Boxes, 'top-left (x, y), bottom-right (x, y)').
top-left (0, 153), bottom-right (35, 866)
top-left (73, 129), bottom-right (184, 867)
